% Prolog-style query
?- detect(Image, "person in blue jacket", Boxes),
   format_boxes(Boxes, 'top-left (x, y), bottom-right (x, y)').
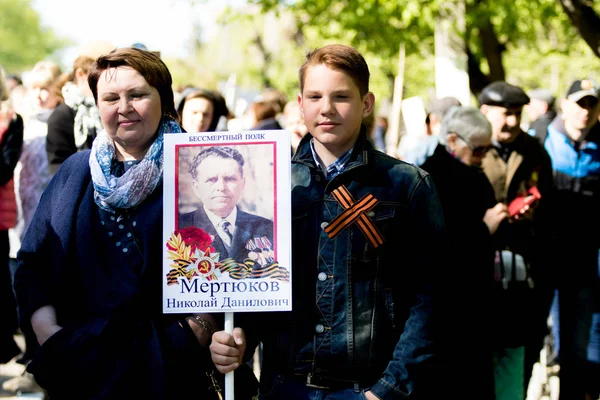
top-left (542, 79), bottom-right (600, 400)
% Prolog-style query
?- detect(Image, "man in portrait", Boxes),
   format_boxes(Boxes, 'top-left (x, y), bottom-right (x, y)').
top-left (178, 146), bottom-right (274, 264)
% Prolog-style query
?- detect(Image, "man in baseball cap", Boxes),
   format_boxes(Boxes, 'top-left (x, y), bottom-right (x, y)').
top-left (559, 79), bottom-right (600, 141)
top-left (543, 77), bottom-right (600, 400)
top-left (565, 78), bottom-right (599, 102)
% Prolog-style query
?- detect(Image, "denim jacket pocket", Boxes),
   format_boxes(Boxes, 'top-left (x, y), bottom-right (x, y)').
top-left (359, 202), bottom-right (396, 249)
top-left (350, 203), bottom-right (397, 279)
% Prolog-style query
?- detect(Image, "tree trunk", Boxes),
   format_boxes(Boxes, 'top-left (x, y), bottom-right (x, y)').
top-left (467, 47), bottom-right (490, 97)
top-left (253, 32), bottom-right (273, 89)
top-left (557, 0), bottom-right (600, 58)
top-left (479, 19), bottom-right (506, 83)
top-left (465, 13), bottom-right (506, 97)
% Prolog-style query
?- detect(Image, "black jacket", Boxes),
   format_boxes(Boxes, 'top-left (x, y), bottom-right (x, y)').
top-left (46, 103), bottom-right (96, 174)
top-left (420, 145), bottom-right (497, 399)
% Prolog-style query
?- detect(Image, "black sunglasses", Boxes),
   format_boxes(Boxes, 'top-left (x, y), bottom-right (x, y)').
top-left (454, 133), bottom-right (492, 155)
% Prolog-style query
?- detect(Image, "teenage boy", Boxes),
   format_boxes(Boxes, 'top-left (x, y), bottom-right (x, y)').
top-left (210, 44), bottom-right (447, 399)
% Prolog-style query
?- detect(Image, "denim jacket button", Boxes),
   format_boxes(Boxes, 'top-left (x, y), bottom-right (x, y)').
top-left (318, 272), bottom-right (327, 281)
top-left (320, 222), bottom-right (329, 230)
top-left (315, 324), bottom-right (325, 333)
top-left (367, 211), bottom-right (376, 217)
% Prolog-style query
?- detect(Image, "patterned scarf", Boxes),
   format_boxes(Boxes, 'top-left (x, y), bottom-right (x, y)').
top-left (89, 116), bottom-right (182, 213)
top-left (62, 82), bottom-right (104, 149)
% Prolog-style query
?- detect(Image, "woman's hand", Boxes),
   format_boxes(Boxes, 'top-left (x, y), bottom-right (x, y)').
top-left (31, 305), bottom-right (62, 345)
top-left (209, 327), bottom-right (246, 374)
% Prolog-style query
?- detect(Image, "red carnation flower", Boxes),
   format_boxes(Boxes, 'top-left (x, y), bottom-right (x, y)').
top-left (175, 226), bottom-right (214, 254)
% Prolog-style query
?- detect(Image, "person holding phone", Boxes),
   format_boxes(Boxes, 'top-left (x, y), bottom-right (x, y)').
top-left (479, 81), bottom-right (554, 400)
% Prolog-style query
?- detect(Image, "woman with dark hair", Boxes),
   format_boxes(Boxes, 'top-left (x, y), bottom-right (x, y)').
top-left (177, 87), bottom-right (230, 132)
top-left (13, 48), bottom-right (247, 399)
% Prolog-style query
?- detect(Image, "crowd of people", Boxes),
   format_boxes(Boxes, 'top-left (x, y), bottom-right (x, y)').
top-left (0, 41), bottom-right (598, 400)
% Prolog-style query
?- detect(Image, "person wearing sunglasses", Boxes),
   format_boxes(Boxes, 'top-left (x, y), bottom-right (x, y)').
top-left (420, 106), bottom-right (509, 399)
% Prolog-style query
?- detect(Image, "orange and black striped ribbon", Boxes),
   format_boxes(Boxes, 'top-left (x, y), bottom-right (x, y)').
top-left (166, 260), bottom-right (290, 284)
top-left (324, 185), bottom-right (384, 248)
top-left (218, 258), bottom-right (290, 282)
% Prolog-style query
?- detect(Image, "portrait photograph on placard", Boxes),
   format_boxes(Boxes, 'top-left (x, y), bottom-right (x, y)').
top-left (162, 131), bottom-right (291, 314)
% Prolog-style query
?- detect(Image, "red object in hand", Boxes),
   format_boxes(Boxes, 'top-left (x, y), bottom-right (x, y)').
top-left (508, 186), bottom-right (542, 217)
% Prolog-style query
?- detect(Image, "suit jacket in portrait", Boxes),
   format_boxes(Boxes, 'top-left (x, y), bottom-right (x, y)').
top-left (178, 206), bottom-right (274, 263)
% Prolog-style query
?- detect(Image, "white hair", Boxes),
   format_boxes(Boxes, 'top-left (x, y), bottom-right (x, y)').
top-left (438, 106), bottom-right (491, 146)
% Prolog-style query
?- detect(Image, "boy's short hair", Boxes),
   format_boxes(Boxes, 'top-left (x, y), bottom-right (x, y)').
top-left (299, 44), bottom-right (370, 97)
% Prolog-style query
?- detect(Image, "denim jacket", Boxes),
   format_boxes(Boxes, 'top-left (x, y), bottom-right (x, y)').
top-left (255, 128), bottom-right (447, 399)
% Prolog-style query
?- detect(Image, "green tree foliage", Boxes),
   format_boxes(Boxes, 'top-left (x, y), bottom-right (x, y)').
top-left (249, 0), bottom-right (600, 100)
top-left (169, 5), bottom-right (308, 102)
top-left (0, 0), bottom-right (68, 73)
top-left (170, 0), bottom-right (600, 115)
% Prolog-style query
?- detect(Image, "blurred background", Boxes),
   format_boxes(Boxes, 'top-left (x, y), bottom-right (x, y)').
top-left (3, 0), bottom-right (600, 123)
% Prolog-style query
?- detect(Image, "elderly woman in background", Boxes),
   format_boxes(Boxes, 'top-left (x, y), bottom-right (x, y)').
top-left (13, 48), bottom-right (225, 399)
top-left (419, 106), bottom-right (509, 399)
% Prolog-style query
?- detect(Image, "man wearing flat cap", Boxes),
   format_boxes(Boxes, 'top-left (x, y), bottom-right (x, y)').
top-left (478, 81), bottom-right (554, 400)
top-left (541, 78), bottom-right (600, 400)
